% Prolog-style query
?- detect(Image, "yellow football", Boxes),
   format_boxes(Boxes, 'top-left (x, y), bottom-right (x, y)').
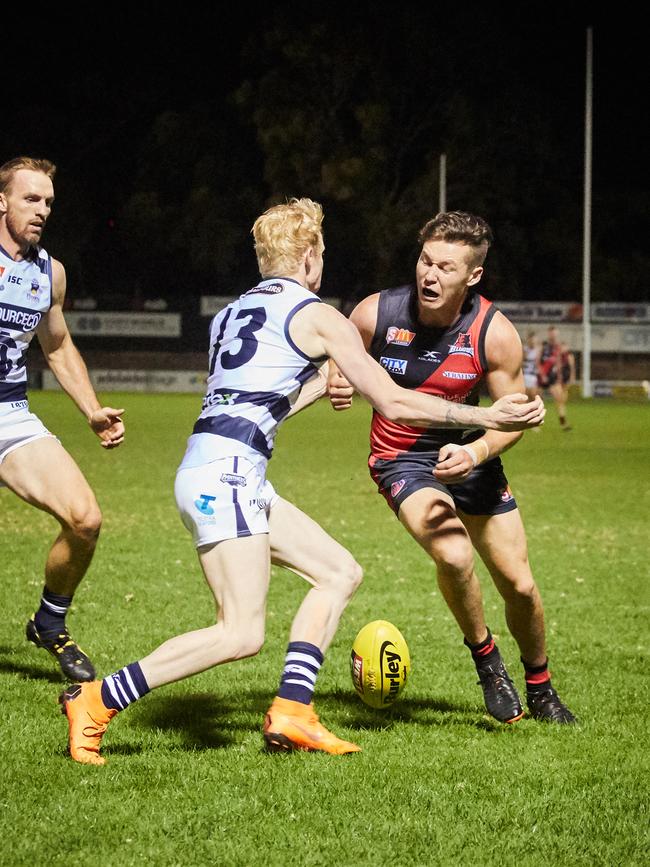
top-left (350, 620), bottom-right (411, 709)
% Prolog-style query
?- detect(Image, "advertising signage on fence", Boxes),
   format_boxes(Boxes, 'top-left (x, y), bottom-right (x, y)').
top-left (66, 312), bottom-right (182, 337)
top-left (513, 323), bottom-right (650, 353)
top-left (42, 369), bottom-right (206, 393)
top-left (592, 303), bottom-right (650, 323)
top-left (497, 302), bottom-right (650, 323)
top-left (497, 302), bottom-right (583, 322)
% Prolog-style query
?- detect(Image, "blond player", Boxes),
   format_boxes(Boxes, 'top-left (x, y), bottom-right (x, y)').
top-left (60, 199), bottom-right (544, 764)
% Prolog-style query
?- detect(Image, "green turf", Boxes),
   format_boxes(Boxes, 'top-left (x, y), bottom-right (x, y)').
top-left (1, 393), bottom-right (648, 866)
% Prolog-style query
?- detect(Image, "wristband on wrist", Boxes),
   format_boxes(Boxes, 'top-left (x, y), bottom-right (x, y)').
top-left (459, 439), bottom-right (489, 467)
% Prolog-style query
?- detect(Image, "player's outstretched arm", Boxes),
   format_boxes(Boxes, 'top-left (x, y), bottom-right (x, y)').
top-left (291, 303), bottom-right (544, 431)
top-left (36, 260), bottom-right (125, 448)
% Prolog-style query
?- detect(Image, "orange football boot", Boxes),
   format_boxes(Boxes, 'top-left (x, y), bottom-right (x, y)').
top-left (263, 697), bottom-right (361, 755)
top-left (59, 681), bottom-right (117, 765)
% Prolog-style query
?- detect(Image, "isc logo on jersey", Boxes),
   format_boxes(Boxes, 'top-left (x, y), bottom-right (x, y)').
top-left (350, 620), bottom-right (410, 709)
top-left (380, 356), bottom-right (408, 375)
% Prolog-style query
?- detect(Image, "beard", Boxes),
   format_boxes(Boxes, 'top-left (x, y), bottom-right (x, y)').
top-left (5, 211), bottom-right (44, 250)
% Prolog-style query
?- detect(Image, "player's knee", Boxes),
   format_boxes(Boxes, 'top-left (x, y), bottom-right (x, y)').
top-left (65, 501), bottom-right (102, 544)
top-left (433, 542), bottom-right (474, 580)
top-left (225, 625), bottom-right (266, 661)
top-left (327, 556), bottom-right (363, 600)
top-left (510, 578), bottom-right (539, 605)
top-left (232, 635), bottom-right (265, 660)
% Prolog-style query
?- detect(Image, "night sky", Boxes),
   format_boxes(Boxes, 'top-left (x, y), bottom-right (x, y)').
top-left (3, 3), bottom-right (648, 305)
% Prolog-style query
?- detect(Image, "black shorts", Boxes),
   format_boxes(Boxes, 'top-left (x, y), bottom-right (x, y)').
top-left (369, 452), bottom-right (517, 517)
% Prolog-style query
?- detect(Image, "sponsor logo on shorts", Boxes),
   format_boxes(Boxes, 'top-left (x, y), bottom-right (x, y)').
top-left (442, 371), bottom-right (478, 380)
top-left (500, 486), bottom-right (514, 503)
top-left (220, 473), bottom-right (247, 487)
top-left (448, 332), bottom-right (474, 357)
top-left (418, 350), bottom-right (441, 362)
top-left (380, 356), bottom-right (408, 375)
top-left (386, 326), bottom-right (415, 346)
top-left (194, 493), bottom-right (217, 514)
top-left (249, 497), bottom-right (270, 510)
top-left (391, 479), bottom-right (406, 498)
top-left (244, 282), bottom-right (284, 296)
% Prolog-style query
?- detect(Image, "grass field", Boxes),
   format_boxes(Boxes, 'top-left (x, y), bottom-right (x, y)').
top-left (1, 392), bottom-right (648, 866)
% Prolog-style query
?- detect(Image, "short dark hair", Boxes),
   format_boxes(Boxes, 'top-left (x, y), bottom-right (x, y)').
top-left (418, 211), bottom-right (493, 266)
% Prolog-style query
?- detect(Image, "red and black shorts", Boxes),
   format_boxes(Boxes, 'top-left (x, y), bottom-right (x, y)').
top-left (369, 452), bottom-right (518, 517)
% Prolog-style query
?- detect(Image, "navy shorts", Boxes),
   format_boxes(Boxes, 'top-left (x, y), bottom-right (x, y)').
top-left (369, 452), bottom-right (517, 517)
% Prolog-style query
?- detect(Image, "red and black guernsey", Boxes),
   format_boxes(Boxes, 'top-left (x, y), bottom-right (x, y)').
top-left (368, 285), bottom-right (497, 460)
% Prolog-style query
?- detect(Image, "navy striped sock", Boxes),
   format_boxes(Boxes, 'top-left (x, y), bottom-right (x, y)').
top-left (34, 587), bottom-right (72, 633)
top-left (101, 662), bottom-right (150, 712)
top-left (277, 641), bottom-right (324, 705)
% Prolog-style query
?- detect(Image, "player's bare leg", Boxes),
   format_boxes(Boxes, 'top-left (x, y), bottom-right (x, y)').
top-left (269, 497), bottom-right (362, 651)
top-left (461, 509), bottom-right (545, 665)
top-left (262, 497), bottom-right (362, 754)
top-left (0, 437), bottom-right (101, 680)
top-left (140, 534), bottom-right (271, 687)
top-left (398, 489), bottom-right (487, 641)
top-left (550, 382), bottom-right (571, 429)
top-left (61, 534), bottom-right (272, 764)
top-left (463, 510), bottom-right (575, 723)
top-left (398, 488), bottom-right (523, 723)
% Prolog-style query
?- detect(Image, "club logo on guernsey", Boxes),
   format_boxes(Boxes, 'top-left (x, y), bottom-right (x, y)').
top-left (194, 494), bottom-right (217, 514)
top-left (27, 279), bottom-right (41, 300)
top-left (386, 326), bottom-right (416, 346)
top-left (380, 356), bottom-right (408, 375)
top-left (448, 332), bottom-right (474, 357)
top-left (220, 473), bottom-right (247, 487)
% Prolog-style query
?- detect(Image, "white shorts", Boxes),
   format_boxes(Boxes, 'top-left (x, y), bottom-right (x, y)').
top-left (174, 454), bottom-right (279, 548)
top-left (524, 373), bottom-right (539, 390)
top-left (0, 401), bottom-right (56, 466)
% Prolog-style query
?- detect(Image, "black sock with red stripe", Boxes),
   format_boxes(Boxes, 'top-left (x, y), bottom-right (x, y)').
top-left (464, 629), bottom-right (500, 669)
top-left (522, 657), bottom-right (552, 694)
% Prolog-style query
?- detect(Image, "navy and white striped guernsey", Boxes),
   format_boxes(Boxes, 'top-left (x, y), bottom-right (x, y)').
top-left (180, 277), bottom-right (326, 468)
top-left (0, 243), bottom-right (53, 403)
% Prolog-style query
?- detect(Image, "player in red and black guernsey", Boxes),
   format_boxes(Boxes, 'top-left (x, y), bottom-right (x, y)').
top-left (539, 326), bottom-right (575, 430)
top-left (329, 212), bottom-right (575, 724)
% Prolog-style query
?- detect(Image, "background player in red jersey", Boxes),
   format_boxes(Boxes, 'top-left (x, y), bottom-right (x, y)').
top-left (329, 212), bottom-right (575, 724)
top-left (539, 326), bottom-right (575, 430)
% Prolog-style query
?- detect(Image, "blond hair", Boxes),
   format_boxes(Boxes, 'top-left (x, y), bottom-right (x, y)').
top-left (252, 198), bottom-right (324, 277)
top-left (0, 156), bottom-right (56, 194)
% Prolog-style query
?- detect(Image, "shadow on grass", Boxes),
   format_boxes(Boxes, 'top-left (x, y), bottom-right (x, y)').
top-left (127, 691), bottom-right (238, 751)
top-left (297, 688), bottom-right (516, 734)
top-left (0, 645), bottom-right (63, 683)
